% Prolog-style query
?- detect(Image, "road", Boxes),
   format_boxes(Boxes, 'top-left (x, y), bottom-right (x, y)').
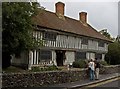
top-left (84, 78), bottom-right (120, 89)
top-left (6, 79), bottom-right (119, 89)
top-left (97, 79), bottom-right (119, 87)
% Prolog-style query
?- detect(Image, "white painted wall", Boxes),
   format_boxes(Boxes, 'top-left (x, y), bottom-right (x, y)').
top-left (52, 51), bottom-right (57, 66)
top-left (102, 54), bottom-right (105, 61)
top-left (98, 47), bottom-right (105, 51)
top-left (33, 30), bottom-right (108, 53)
top-left (104, 43), bottom-right (108, 52)
top-left (11, 51), bottom-right (28, 65)
top-left (81, 45), bottom-right (88, 49)
top-left (88, 40), bottom-right (98, 50)
top-left (28, 51), bottom-right (33, 70)
top-left (64, 51), bottom-right (75, 65)
top-left (86, 52), bottom-right (90, 60)
top-left (89, 53), bottom-right (95, 60)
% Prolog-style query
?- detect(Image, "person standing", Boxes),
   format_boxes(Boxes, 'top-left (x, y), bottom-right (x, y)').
top-left (88, 59), bottom-right (95, 80)
top-left (95, 60), bottom-right (100, 80)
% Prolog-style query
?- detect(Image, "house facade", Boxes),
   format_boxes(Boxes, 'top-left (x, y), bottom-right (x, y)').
top-left (11, 2), bottom-right (111, 69)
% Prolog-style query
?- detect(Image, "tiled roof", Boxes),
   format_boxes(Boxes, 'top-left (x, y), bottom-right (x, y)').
top-left (32, 10), bottom-right (111, 42)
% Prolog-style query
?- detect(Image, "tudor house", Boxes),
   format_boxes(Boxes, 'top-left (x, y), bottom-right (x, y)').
top-left (11, 2), bottom-right (111, 69)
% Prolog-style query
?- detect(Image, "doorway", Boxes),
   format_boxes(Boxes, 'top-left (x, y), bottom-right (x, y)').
top-left (56, 50), bottom-right (66, 66)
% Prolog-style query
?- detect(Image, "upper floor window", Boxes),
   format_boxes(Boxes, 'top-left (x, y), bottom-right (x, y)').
top-left (98, 41), bottom-right (104, 47)
top-left (81, 38), bottom-right (88, 45)
top-left (43, 32), bottom-right (57, 41)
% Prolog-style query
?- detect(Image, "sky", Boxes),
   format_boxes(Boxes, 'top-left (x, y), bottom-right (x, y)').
top-left (37, 0), bottom-right (119, 38)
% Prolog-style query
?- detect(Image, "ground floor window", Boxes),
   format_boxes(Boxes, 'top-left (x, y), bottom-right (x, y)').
top-left (38, 50), bottom-right (52, 62)
top-left (75, 52), bottom-right (86, 60)
top-left (95, 53), bottom-right (102, 60)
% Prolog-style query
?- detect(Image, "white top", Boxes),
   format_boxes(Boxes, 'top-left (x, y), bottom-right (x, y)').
top-left (88, 61), bottom-right (95, 71)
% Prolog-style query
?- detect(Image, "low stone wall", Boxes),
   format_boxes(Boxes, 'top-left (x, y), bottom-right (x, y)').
top-left (2, 65), bottom-right (120, 88)
top-left (2, 70), bottom-right (88, 88)
top-left (100, 65), bottom-right (120, 74)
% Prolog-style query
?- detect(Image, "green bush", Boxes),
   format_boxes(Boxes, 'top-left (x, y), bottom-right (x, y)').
top-left (2, 66), bottom-right (26, 73)
top-left (31, 65), bottom-right (59, 72)
top-left (45, 65), bottom-right (58, 71)
top-left (100, 60), bottom-right (108, 66)
top-left (31, 67), bottom-right (40, 72)
top-left (73, 60), bottom-right (87, 68)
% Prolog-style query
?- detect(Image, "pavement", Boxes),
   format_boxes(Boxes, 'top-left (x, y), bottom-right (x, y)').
top-left (48, 73), bottom-right (120, 89)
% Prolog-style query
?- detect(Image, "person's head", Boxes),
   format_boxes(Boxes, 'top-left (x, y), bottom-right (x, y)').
top-left (87, 59), bottom-right (90, 63)
top-left (95, 59), bottom-right (98, 63)
top-left (95, 58), bottom-right (98, 60)
top-left (90, 59), bottom-right (93, 62)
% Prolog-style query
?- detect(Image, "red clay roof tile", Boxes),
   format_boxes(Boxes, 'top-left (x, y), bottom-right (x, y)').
top-left (32, 10), bottom-right (111, 42)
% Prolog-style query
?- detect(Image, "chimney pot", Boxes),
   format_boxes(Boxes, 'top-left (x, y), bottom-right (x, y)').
top-left (55, 2), bottom-right (65, 15)
top-left (79, 12), bottom-right (87, 23)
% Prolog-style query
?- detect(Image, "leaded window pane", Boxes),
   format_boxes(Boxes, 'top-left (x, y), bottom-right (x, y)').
top-left (38, 50), bottom-right (52, 62)
top-left (81, 38), bottom-right (88, 45)
top-left (43, 32), bottom-right (57, 41)
top-left (98, 41), bottom-right (104, 47)
top-left (75, 52), bottom-right (86, 60)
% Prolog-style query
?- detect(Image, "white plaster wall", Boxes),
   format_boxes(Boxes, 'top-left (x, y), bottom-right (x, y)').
top-left (98, 47), bottom-right (105, 51)
top-left (11, 51), bottom-right (28, 65)
top-left (104, 43), bottom-right (108, 52)
top-left (64, 51), bottom-right (75, 65)
top-left (88, 40), bottom-right (98, 50)
top-left (81, 45), bottom-right (88, 49)
top-left (52, 51), bottom-right (57, 66)
top-left (86, 52), bottom-right (90, 60)
top-left (89, 53), bottom-right (95, 60)
top-left (102, 54), bottom-right (105, 61)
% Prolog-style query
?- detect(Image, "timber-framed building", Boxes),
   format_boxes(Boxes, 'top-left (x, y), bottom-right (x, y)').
top-left (12, 2), bottom-right (111, 69)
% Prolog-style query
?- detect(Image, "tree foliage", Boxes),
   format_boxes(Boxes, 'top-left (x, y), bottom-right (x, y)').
top-left (105, 41), bottom-right (120, 65)
top-left (100, 30), bottom-right (120, 65)
top-left (2, 2), bottom-right (39, 68)
top-left (99, 29), bottom-right (115, 41)
top-left (116, 35), bottom-right (120, 43)
top-left (2, 2), bottom-right (39, 55)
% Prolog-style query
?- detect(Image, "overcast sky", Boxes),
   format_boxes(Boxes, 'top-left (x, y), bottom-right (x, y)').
top-left (38, 0), bottom-right (119, 38)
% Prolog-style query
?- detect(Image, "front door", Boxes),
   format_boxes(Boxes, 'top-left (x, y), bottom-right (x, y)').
top-left (56, 50), bottom-right (66, 66)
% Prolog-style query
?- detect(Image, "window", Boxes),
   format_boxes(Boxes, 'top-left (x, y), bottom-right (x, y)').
top-left (75, 52), bottom-right (86, 60)
top-left (98, 41), bottom-right (104, 47)
top-left (43, 32), bottom-right (57, 41)
top-left (95, 53), bottom-right (102, 60)
top-left (38, 50), bottom-right (52, 62)
top-left (81, 38), bottom-right (88, 45)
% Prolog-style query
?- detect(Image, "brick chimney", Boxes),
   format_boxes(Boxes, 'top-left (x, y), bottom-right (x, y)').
top-left (79, 12), bottom-right (87, 23)
top-left (55, 2), bottom-right (65, 15)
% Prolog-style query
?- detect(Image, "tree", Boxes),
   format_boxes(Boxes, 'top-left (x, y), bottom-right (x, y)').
top-left (116, 35), bottom-right (120, 43)
top-left (99, 29), bottom-right (115, 41)
top-left (2, 2), bottom-right (40, 68)
top-left (105, 41), bottom-right (120, 65)
top-left (100, 30), bottom-right (120, 65)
